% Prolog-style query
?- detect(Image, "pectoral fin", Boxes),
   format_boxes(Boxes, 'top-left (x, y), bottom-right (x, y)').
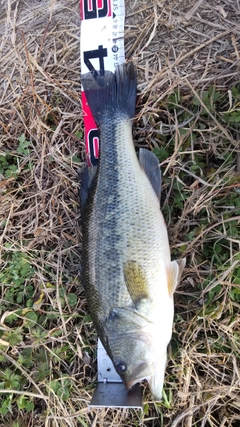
top-left (167, 258), bottom-right (186, 297)
top-left (123, 260), bottom-right (150, 305)
top-left (139, 148), bottom-right (161, 200)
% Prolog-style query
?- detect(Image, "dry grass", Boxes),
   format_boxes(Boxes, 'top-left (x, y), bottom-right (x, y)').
top-left (0, 0), bottom-right (240, 426)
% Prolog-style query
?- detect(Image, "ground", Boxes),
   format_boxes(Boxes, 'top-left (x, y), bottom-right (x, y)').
top-left (0, 0), bottom-right (240, 426)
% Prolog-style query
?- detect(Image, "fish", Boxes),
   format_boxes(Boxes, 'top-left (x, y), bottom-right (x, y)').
top-left (79, 62), bottom-right (186, 400)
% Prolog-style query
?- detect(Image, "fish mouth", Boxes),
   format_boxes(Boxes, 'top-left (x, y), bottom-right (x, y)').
top-left (126, 376), bottom-right (150, 390)
top-left (125, 362), bottom-right (152, 390)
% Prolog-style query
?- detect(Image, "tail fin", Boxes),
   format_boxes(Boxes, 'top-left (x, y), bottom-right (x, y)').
top-left (81, 62), bottom-right (137, 125)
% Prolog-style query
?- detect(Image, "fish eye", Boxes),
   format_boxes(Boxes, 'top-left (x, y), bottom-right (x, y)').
top-left (115, 361), bottom-right (127, 375)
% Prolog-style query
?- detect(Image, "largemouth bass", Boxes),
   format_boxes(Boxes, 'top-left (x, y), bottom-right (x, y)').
top-left (80, 63), bottom-right (185, 400)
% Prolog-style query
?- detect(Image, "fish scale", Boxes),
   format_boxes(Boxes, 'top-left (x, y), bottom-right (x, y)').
top-left (80, 63), bottom-right (186, 400)
top-left (88, 118), bottom-right (169, 310)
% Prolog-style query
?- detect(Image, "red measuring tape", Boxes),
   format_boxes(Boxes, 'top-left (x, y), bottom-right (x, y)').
top-left (80, 0), bottom-right (125, 165)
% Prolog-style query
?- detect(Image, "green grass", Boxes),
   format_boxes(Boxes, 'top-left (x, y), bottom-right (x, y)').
top-left (0, 81), bottom-right (240, 427)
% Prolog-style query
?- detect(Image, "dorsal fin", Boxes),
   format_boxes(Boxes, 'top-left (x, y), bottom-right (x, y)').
top-left (78, 164), bottom-right (97, 217)
top-left (139, 148), bottom-right (161, 200)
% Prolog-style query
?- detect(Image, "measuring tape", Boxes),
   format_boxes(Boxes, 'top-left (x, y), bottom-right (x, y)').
top-left (80, 0), bottom-right (125, 166)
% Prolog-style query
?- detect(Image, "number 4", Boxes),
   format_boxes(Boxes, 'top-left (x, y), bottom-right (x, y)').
top-left (83, 45), bottom-right (107, 78)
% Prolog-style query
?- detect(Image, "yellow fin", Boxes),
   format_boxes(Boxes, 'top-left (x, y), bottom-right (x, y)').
top-left (167, 258), bottom-right (186, 297)
top-left (124, 260), bottom-right (149, 304)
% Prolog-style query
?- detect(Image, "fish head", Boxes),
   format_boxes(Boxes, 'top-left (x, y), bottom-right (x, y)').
top-left (109, 331), bottom-right (155, 388)
top-left (109, 332), bottom-right (168, 400)
top-left (105, 305), bottom-right (172, 400)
